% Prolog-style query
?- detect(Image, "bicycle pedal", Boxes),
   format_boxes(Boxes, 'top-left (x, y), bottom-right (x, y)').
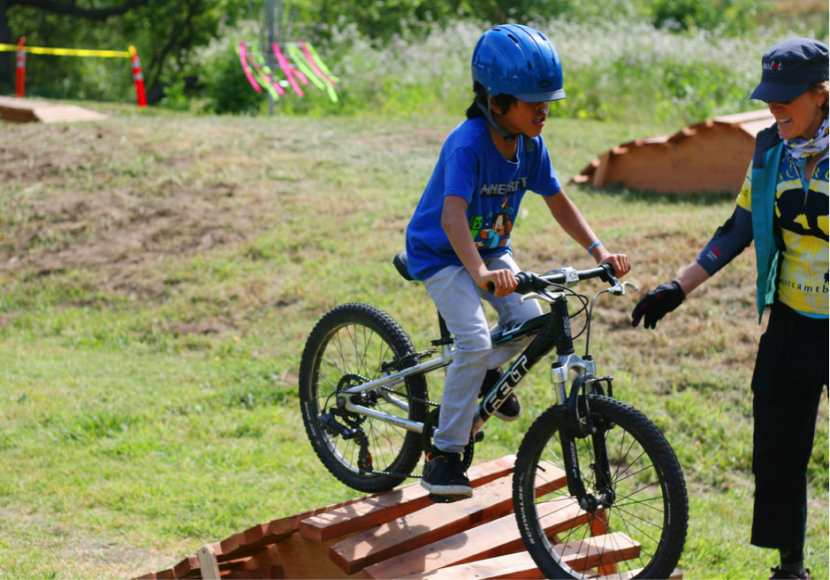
top-left (474, 430), bottom-right (485, 444)
top-left (428, 493), bottom-right (470, 504)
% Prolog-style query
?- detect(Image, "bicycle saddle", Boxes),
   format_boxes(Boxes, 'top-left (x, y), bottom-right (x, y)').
top-left (393, 252), bottom-right (415, 282)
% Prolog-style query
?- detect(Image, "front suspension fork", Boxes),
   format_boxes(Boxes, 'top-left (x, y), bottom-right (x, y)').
top-left (559, 426), bottom-right (615, 512)
top-left (555, 372), bottom-right (616, 510)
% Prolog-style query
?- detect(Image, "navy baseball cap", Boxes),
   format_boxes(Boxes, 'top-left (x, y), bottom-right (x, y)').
top-left (749, 37), bottom-right (829, 103)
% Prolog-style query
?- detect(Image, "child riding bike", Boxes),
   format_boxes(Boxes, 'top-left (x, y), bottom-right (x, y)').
top-left (404, 24), bottom-right (630, 501)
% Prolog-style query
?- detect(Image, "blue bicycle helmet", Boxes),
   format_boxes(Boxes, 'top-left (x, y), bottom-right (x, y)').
top-left (471, 24), bottom-right (565, 103)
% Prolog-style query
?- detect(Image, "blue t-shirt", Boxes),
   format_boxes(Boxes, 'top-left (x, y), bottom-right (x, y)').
top-left (405, 117), bottom-right (562, 280)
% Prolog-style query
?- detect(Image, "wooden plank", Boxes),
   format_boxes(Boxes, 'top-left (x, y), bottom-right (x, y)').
top-left (169, 554), bottom-right (200, 579)
top-left (0, 106), bottom-right (36, 122)
top-left (331, 461), bottom-right (565, 575)
top-left (400, 551), bottom-right (542, 580)
top-left (592, 151), bottom-right (611, 188)
top-left (34, 106), bottom-right (107, 123)
top-left (212, 556), bottom-right (263, 579)
top-left (225, 565), bottom-right (284, 579)
top-left (144, 491), bottom-right (392, 578)
top-left (172, 542), bottom-right (225, 577)
top-left (590, 512), bottom-right (616, 576)
top-left (362, 495), bottom-right (587, 579)
top-left (330, 476), bottom-right (514, 574)
top-left (300, 456), bottom-right (516, 543)
top-left (398, 532), bottom-right (641, 580)
top-left (272, 528), bottom-right (365, 579)
top-left (197, 545), bottom-right (221, 579)
top-left (217, 522), bottom-right (294, 563)
top-left (0, 96), bottom-right (46, 110)
top-left (713, 109), bottom-right (773, 125)
top-left (233, 546), bottom-right (284, 573)
top-left (0, 97), bottom-right (106, 123)
top-left (555, 532), bottom-right (640, 574)
top-left (217, 490), bottom-right (403, 563)
top-left (739, 118), bottom-right (776, 137)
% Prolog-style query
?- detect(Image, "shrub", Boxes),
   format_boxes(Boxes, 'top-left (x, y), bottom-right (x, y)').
top-left (195, 21), bottom-right (265, 115)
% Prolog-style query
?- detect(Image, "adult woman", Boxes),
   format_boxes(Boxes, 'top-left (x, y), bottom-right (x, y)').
top-left (631, 37), bottom-right (828, 580)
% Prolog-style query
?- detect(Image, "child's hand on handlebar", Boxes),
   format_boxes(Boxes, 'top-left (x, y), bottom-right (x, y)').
top-left (478, 268), bottom-right (518, 297)
top-left (598, 253), bottom-right (630, 278)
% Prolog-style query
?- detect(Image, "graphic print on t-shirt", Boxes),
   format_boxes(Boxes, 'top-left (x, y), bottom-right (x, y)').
top-left (737, 153), bottom-right (829, 315)
top-left (470, 197), bottom-right (515, 249)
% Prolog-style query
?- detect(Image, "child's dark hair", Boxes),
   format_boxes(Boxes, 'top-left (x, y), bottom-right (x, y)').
top-left (466, 81), bottom-right (516, 119)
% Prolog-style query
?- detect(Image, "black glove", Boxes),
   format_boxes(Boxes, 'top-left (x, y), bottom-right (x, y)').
top-left (631, 281), bottom-right (686, 329)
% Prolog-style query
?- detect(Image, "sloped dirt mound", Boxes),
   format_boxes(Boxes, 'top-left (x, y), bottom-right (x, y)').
top-left (0, 122), bottom-right (260, 302)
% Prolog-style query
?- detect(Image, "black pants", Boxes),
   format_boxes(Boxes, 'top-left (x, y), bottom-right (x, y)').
top-left (750, 302), bottom-right (828, 550)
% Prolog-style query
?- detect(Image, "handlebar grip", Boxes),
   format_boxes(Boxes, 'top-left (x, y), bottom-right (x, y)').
top-left (598, 263), bottom-right (617, 284)
top-left (487, 272), bottom-right (542, 295)
top-left (515, 272), bottom-right (547, 294)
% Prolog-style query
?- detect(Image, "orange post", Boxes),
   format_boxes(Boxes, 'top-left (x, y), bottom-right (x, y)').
top-left (15, 37), bottom-right (25, 98)
top-left (128, 45), bottom-right (147, 107)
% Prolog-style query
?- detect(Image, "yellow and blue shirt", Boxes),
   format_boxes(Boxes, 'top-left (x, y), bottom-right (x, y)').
top-left (736, 151), bottom-right (829, 317)
top-left (695, 133), bottom-right (828, 319)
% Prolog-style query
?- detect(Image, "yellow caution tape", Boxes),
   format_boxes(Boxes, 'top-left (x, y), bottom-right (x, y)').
top-left (0, 43), bottom-right (130, 57)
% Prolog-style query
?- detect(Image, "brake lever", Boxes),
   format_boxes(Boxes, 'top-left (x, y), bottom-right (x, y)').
top-left (520, 289), bottom-right (564, 305)
top-left (608, 281), bottom-right (639, 296)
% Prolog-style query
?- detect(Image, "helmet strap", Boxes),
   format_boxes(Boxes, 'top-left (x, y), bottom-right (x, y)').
top-left (476, 96), bottom-right (535, 152)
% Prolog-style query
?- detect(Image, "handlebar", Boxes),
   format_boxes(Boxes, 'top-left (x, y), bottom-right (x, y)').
top-left (487, 263), bottom-right (618, 295)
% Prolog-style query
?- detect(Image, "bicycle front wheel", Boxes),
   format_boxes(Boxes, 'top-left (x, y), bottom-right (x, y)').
top-left (513, 396), bottom-right (688, 579)
top-left (299, 302), bottom-right (428, 493)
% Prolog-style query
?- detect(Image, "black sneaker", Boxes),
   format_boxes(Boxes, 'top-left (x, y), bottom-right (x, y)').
top-left (420, 447), bottom-right (472, 500)
top-left (480, 368), bottom-right (522, 421)
top-left (770, 567), bottom-right (811, 579)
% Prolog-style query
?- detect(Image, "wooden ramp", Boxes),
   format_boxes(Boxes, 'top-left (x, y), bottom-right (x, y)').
top-left (0, 96), bottom-right (107, 123)
top-left (571, 109), bottom-right (775, 195)
top-left (137, 456), bottom-right (682, 580)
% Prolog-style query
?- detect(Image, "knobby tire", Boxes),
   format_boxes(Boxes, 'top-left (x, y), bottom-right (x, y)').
top-left (513, 395), bottom-right (688, 579)
top-left (299, 302), bottom-right (428, 493)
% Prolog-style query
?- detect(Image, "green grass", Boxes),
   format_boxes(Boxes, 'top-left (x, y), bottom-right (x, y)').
top-left (0, 107), bottom-right (827, 579)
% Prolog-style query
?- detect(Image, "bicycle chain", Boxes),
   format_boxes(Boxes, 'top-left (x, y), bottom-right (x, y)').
top-left (359, 386), bottom-right (439, 479)
top-left (381, 386), bottom-right (440, 407)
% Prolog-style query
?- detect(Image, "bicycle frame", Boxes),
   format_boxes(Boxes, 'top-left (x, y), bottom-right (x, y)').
top-left (338, 290), bottom-right (597, 437)
top-left (303, 264), bottom-right (688, 577)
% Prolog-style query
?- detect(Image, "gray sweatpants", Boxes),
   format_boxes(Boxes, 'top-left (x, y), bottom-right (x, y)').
top-left (423, 253), bottom-right (543, 453)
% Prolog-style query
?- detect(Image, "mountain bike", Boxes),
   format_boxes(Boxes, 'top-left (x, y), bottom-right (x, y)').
top-left (299, 253), bottom-right (688, 579)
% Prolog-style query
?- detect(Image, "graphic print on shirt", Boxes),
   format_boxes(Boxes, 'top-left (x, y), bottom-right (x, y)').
top-left (776, 159), bottom-right (829, 242)
top-left (773, 156), bottom-right (829, 313)
top-left (470, 197), bottom-right (515, 249)
top-left (736, 155), bottom-right (829, 315)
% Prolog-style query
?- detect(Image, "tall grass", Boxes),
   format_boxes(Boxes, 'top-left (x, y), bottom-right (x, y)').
top-left (218, 16), bottom-right (823, 125)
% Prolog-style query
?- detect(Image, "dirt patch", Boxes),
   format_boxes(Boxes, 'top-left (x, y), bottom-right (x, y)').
top-left (0, 121), bottom-right (270, 304)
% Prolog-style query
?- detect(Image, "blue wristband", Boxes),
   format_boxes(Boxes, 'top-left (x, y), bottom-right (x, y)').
top-left (587, 240), bottom-right (603, 255)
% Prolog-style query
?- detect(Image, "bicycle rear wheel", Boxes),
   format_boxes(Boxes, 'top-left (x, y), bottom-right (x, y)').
top-left (299, 302), bottom-right (428, 493)
top-left (513, 395), bottom-right (688, 579)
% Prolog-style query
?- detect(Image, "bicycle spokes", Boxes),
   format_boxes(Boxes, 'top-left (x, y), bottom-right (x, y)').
top-left (514, 396), bottom-right (688, 579)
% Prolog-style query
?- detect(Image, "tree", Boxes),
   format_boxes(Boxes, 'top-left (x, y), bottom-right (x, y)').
top-left (1, 0), bottom-right (246, 101)
top-left (0, 0), bottom-right (151, 94)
